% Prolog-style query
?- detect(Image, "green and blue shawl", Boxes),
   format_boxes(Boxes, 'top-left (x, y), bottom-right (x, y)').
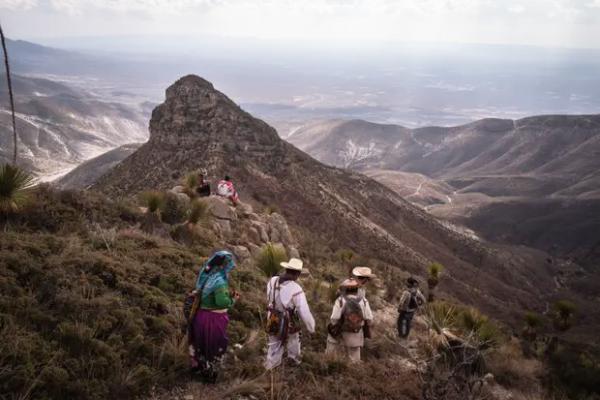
top-left (195, 250), bottom-right (236, 301)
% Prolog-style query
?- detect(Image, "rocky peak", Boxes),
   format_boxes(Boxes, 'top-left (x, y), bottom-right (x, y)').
top-left (149, 74), bottom-right (280, 151)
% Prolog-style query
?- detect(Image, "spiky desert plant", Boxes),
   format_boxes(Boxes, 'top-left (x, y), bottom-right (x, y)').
top-left (460, 307), bottom-right (500, 347)
top-left (256, 243), bottom-right (288, 278)
top-left (427, 262), bottom-right (444, 301)
top-left (187, 199), bottom-right (209, 225)
top-left (523, 311), bottom-right (543, 341)
top-left (552, 300), bottom-right (576, 332)
top-left (140, 191), bottom-right (164, 214)
top-left (183, 172), bottom-right (199, 198)
top-left (1, 24), bottom-right (17, 165)
top-left (159, 192), bottom-right (189, 224)
top-left (0, 163), bottom-right (34, 213)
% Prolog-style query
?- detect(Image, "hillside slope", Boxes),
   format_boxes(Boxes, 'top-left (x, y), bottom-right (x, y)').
top-left (92, 75), bottom-right (594, 332)
top-left (288, 117), bottom-right (600, 267)
top-left (0, 74), bottom-right (148, 179)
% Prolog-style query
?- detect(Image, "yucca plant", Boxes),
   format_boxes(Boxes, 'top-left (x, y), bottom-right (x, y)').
top-left (552, 300), bottom-right (576, 332)
top-left (140, 191), bottom-right (164, 214)
top-left (460, 308), bottom-right (500, 348)
top-left (0, 163), bottom-right (34, 214)
top-left (183, 172), bottom-right (199, 198)
top-left (523, 311), bottom-right (543, 341)
top-left (256, 243), bottom-right (288, 278)
top-left (187, 199), bottom-right (209, 225)
top-left (427, 262), bottom-right (444, 301)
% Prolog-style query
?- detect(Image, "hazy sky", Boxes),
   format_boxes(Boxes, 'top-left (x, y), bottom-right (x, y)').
top-left (2, 0), bottom-right (600, 49)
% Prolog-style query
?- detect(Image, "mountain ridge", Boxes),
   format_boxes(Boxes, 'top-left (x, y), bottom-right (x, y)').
top-left (93, 75), bottom-right (594, 333)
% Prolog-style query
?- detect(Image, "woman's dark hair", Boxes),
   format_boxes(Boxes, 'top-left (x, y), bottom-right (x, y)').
top-left (407, 277), bottom-right (419, 287)
top-left (209, 254), bottom-right (228, 268)
top-left (224, 175), bottom-right (231, 181)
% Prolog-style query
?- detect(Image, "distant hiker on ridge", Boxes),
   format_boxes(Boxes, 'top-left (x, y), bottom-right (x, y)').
top-left (217, 175), bottom-right (239, 206)
top-left (326, 278), bottom-right (373, 362)
top-left (264, 258), bottom-right (315, 370)
top-left (195, 169), bottom-right (211, 197)
top-left (185, 251), bottom-right (239, 383)
top-left (397, 277), bottom-right (426, 339)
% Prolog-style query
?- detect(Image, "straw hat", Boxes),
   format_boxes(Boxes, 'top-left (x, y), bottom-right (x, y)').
top-left (340, 278), bottom-right (360, 289)
top-left (352, 266), bottom-right (376, 278)
top-left (280, 258), bottom-right (303, 271)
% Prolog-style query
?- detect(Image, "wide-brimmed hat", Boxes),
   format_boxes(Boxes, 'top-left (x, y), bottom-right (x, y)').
top-left (340, 278), bottom-right (360, 289)
top-left (280, 258), bottom-right (303, 271)
top-left (352, 266), bottom-right (376, 278)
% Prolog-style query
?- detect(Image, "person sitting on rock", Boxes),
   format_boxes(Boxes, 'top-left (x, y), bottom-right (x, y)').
top-left (195, 169), bottom-right (211, 197)
top-left (352, 266), bottom-right (376, 298)
top-left (217, 175), bottom-right (239, 206)
top-left (326, 278), bottom-right (373, 363)
top-left (397, 277), bottom-right (426, 339)
top-left (265, 258), bottom-right (315, 370)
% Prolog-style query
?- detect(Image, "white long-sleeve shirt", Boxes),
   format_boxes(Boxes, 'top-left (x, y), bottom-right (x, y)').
top-left (330, 295), bottom-right (373, 323)
top-left (267, 276), bottom-right (315, 333)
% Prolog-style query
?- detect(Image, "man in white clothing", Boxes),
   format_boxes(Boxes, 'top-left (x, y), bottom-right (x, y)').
top-left (326, 279), bottom-right (373, 362)
top-left (264, 258), bottom-right (315, 370)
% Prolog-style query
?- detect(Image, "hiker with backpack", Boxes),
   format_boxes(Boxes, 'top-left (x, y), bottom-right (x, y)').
top-left (264, 258), bottom-right (315, 370)
top-left (352, 266), bottom-right (376, 298)
top-left (397, 277), bottom-right (426, 339)
top-left (216, 175), bottom-right (239, 206)
top-left (326, 278), bottom-right (373, 362)
top-left (185, 251), bottom-right (239, 383)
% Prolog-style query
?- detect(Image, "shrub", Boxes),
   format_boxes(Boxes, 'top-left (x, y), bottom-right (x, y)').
top-left (552, 300), bottom-right (576, 331)
top-left (187, 199), bottom-right (209, 225)
top-left (159, 193), bottom-right (188, 224)
top-left (0, 163), bottom-right (35, 214)
top-left (139, 191), bottom-right (164, 214)
top-left (255, 243), bottom-right (287, 278)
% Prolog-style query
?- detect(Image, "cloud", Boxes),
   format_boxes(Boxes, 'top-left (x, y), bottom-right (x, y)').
top-left (0, 0), bottom-right (38, 10)
top-left (47, 0), bottom-right (222, 15)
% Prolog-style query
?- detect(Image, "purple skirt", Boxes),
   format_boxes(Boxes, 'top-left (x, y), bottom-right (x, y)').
top-left (191, 309), bottom-right (229, 363)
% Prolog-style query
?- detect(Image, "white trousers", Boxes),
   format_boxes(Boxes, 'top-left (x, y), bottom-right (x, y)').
top-left (325, 337), bottom-right (361, 362)
top-left (265, 332), bottom-right (301, 370)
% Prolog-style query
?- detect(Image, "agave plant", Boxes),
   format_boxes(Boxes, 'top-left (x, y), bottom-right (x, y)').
top-left (523, 311), bottom-right (543, 341)
top-left (183, 172), bottom-right (199, 198)
top-left (256, 243), bottom-right (288, 278)
top-left (427, 262), bottom-right (444, 301)
top-left (0, 163), bottom-right (34, 213)
top-left (139, 191), bottom-right (164, 214)
top-left (552, 299), bottom-right (576, 332)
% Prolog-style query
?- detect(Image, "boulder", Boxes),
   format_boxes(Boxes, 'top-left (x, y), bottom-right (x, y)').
top-left (288, 246), bottom-right (300, 259)
top-left (212, 219), bottom-right (232, 237)
top-left (248, 243), bottom-right (261, 257)
top-left (250, 221), bottom-right (269, 243)
top-left (205, 196), bottom-right (237, 220)
top-left (171, 185), bottom-right (186, 194)
top-left (267, 213), bottom-right (294, 244)
top-left (237, 202), bottom-right (254, 217)
top-left (232, 245), bottom-right (251, 260)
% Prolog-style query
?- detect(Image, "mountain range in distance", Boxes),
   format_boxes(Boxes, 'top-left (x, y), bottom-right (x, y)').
top-left (287, 117), bottom-right (600, 268)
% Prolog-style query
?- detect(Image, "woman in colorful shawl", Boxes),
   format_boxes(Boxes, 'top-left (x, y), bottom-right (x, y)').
top-left (190, 250), bottom-right (239, 383)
